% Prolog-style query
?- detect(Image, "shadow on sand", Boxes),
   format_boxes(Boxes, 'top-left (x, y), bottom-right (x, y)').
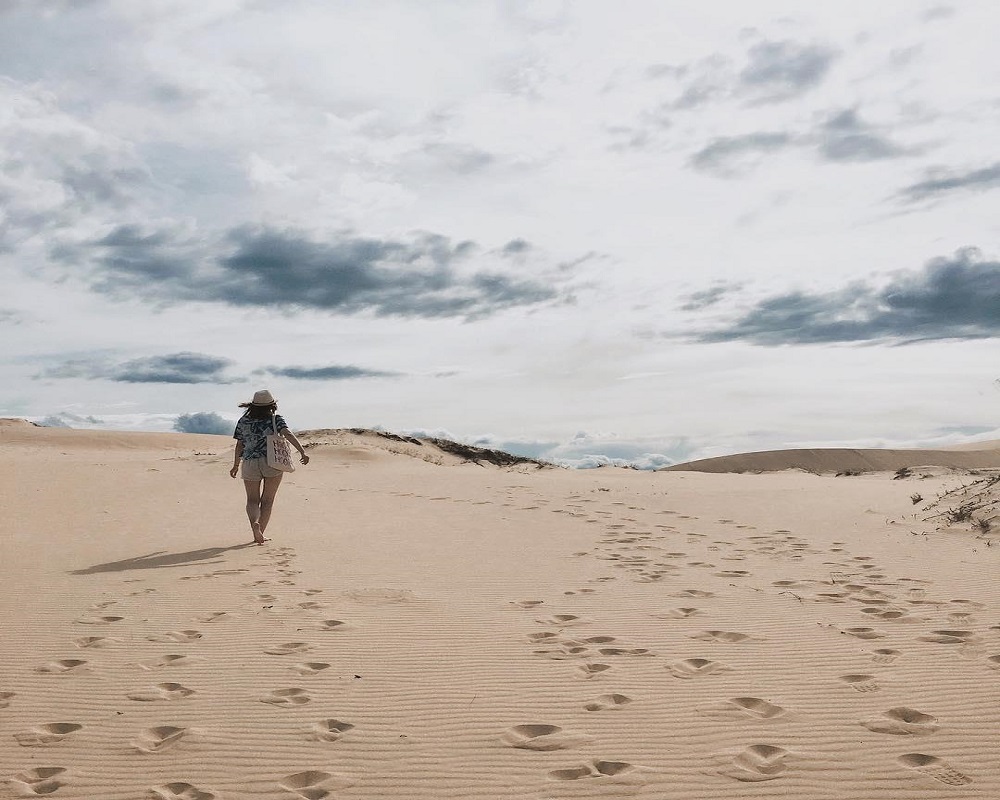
top-left (70, 544), bottom-right (254, 575)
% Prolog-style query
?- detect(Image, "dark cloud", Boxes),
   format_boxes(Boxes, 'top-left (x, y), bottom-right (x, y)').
top-left (501, 238), bottom-right (531, 256)
top-left (174, 411), bottom-right (233, 435)
top-left (679, 283), bottom-right (743, 311)
top-left (113, 353), bottom-right (235, 383)
top-left (898, 162), bottom-right (1000, 203)
top-left (0, 308), bottom-right (24, 324)
top-left (263, 365), bottom-right (401, 381)
top-left (691, 248), bottom-right (1000, 345)
top-left (689, 132), bottom-right (793, 175)
top-left (39, 352), bottom-right (235, 383)
top-left (690, 109), bottom-right (909, 175)
top-left (80, 225), bottom-right (561, 320)
top-left (738, 40), bottom-right (837, 103)
top-left (817, 109), bottom-right (908, 162)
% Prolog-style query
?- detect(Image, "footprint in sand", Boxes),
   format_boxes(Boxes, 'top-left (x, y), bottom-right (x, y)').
top-left (652, 607), bottom-right (703, 620)
top-left (986, 655), bottom-right (1000, 670)
top-left (501, 724), bottom-right (590, 751)
top-left (673, 589), bottom-right (715, 598)
top-left (148, 630), bottom-right (203, 643)
top-left (0, 691), bottom-right (16, 708)
top-left (74, 614), bottom-right (124, 625)
top-left (839, 674), bottom-right (881, 693)
top-left (698, 697), bottom-right (792, 721)
top-left (918, 630), bottom-right (977, 645)
top-left (127, 683), bottom-right (196, 702)
top-left (898, 753), bottom-right (971, 785)
top-left (512, 600), bottom-right (545, 609)
top-left (315, 619), bottom-right (349, 632)
top-left (302, 589), bottom-right (324, 596)
top-left (311, 719), bottom-right (354, 742)
top-left (134, 726), bottom-right (188, 753)
top-left (264, 642), bottom-right (313, 655)
top-left (12, 767), bottom-right (68, 796)
top-left (861, 707), bottom-right (939, 736)
top-left (576, 663), bottom-right (612, 679)
top-left (193, 612), bottom-right (227, 623)
top-left (527, 631), bottom-right (561, 643)
top-left (139, 654), bottom-right (200, 670)
top-left (668, 658), bottom-right (731, 679)
top-left (149, 782), bottom-right (216, 799)
top-left (261, 688), bottom-right (311, 707)
top-left (689, 630), bottom-right (759, 644)
top-left (548, 760), bottom-right (636, 781)
top-left (714, 570), bottom-right (751, 578)
top-left (858, 607), bottom-right (911, 621)
top-left (583, 693), bottom-right (633, 711)
top-left (871, 648), bottom-right (901, 664)
top-left (280, 770), bottom-right (352, 798)
top-left (73, 636), bottom-right (118, 649)
top-left (536, 614), bottom-right (587, 627)
top-left (292, 662), bottom-right (331, 676)
top-left (841, 627), bottom-right (886, 640)
top-left (36, 659), bottom-right (88, 674)
top-left (720, 744), bottom-right (789, 782)
top-left (597, 646), bottom-right (651, 657)
top-left (297, 601), bottom-right (326, 610)
top-left (14, 723), bottom-right (83, 746)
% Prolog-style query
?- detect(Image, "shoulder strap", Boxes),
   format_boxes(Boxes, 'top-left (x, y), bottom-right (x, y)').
top-left (270, 411), bottom-right (278, 435)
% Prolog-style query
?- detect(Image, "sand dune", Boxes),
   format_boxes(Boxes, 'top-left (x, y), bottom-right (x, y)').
top-left (666, 446), bottom-right (1000, 474)
top-left (3, 420), bottom-right (1000, 799)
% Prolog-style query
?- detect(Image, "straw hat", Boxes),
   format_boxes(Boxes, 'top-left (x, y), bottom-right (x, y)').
top-left (249, 389), bottom-right (276, 406)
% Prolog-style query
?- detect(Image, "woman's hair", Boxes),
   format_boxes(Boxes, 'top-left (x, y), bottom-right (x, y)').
top-left (239, 402), bottom-right (278, 420)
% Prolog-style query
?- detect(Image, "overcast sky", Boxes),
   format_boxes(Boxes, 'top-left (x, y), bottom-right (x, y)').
top-left (3, 0), bottom-right (1000, 466)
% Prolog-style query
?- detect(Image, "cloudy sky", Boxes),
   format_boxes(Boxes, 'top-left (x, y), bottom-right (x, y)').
top-left (3, 0), bottom-right (1000, 466)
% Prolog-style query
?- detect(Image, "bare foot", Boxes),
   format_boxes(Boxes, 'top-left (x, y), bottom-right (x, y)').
top-left (251, 523), bottom-right (267, 545)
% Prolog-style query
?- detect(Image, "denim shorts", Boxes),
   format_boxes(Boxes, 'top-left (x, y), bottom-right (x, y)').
top-left (241, 456), bottom-right (282, 480)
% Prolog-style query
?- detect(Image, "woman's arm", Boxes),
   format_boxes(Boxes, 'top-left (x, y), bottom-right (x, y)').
top-left (230, 440), bottom-right (244, 478)
top-left (281, 429), bottom-right (310, 464)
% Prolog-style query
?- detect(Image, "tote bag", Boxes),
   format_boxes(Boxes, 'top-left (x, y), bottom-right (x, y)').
top-left (266, 413), bottom-right (295, 472)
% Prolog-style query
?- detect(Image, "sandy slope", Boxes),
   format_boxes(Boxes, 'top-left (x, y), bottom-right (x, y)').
top-left (3, 419), bottom-right (1000, 799)
top-left (665, 446), bottom-right (1000, 474)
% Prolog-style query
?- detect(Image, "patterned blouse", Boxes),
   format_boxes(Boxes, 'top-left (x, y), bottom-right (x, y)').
top-left (233, 414), bottom-right (288, 460)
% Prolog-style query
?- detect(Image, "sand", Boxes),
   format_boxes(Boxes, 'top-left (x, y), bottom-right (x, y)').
top-left (3, 417), bottom-right (1000, 799)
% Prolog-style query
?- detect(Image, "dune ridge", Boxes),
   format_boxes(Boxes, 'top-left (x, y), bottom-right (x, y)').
top-left (665, 446), bottom-right (1000, 474)
top-left (3, 421), bottom-right (1000, 798)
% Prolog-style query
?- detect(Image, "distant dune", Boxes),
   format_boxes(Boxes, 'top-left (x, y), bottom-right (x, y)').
top-left (665, 445), bottom-right (1000, 474)
top-left (0, 418), bottom-right (547, 469)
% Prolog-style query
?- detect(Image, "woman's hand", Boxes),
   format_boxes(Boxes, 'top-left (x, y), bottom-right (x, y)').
top-left (299, 452), bottom-right (310, 465)
top-left (229, 465), bottom-right (240, 478)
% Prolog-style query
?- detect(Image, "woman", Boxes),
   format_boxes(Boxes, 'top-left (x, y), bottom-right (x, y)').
top-left (229, 389), bottom-right (309, 544)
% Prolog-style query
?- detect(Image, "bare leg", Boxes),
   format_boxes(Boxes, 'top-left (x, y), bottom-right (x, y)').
top-left (243, 479), bottom-right (265, 543)
top-left (259, 474), bottom-right (284, 535)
